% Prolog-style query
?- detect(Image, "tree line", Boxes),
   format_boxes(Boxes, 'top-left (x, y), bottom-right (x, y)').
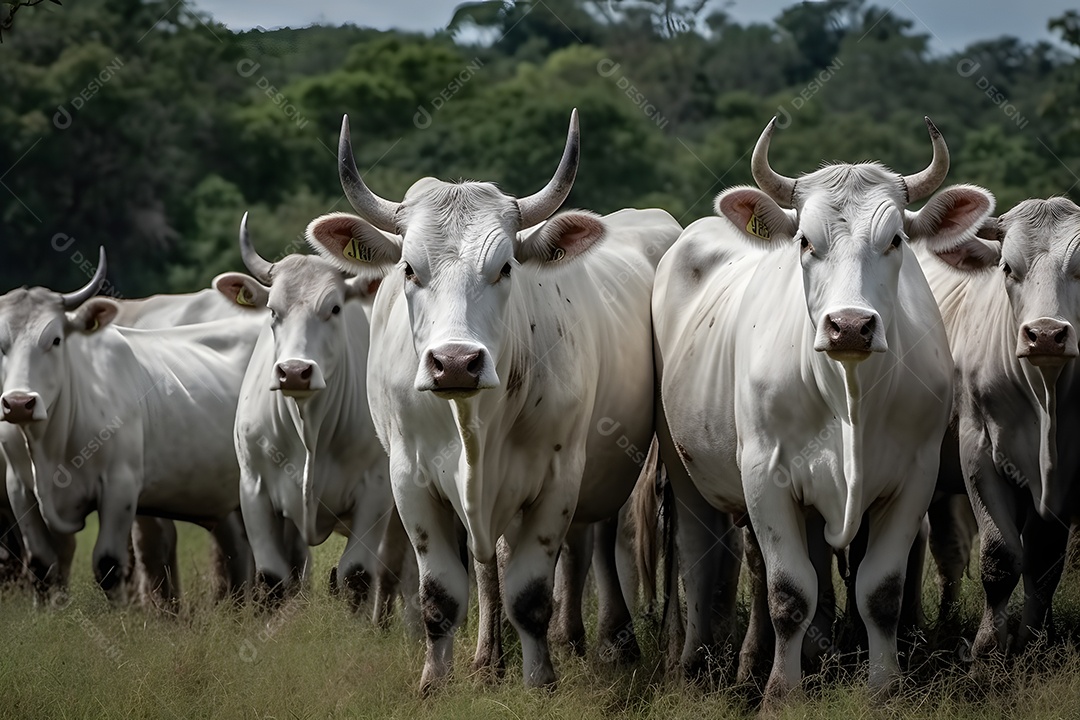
top-left (1, 0), bottom-right (1077, 297)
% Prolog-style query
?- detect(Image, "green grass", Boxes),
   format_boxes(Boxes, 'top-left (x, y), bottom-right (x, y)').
top-left (2, 518), bottom-right (1080, 719)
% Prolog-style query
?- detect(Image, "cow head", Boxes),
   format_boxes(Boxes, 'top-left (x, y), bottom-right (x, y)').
top-left (716, 117), bottom-right (993, 363)
top-left (308, 110), bottom-right (607, 398)
top-left (214, 214), bottom-right (378, 398)
top-left (0, 248), bottom-right (117, 423)
top-left (923, 197), bottom-right (1080, 367)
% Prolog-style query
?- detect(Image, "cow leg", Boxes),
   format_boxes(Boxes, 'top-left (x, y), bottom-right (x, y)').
top-left (0, 508), bottom-right (26, 586)
top-left (207, 509), bottom-right (254, 602)
top-left (92, 474), bottom-right (139, 604)
top-left (551, 522), bottom-right (591, 657)
top-left (472, 537), bottom-right (507, 680)
top-left (668, 465), bottom-right (728, 682)
top-left (411, 503), bottom-right (469, 695)
top-left (738, 525), bottom-right (774, 687)
top-left (928, 493), bottom-right (976, 629)
top-left (131, 516), bottom-right (180, 613)
top-left (502, 491), bottom-right (577, 689)
top-left (857, 498), bottom-right (925, 696)
top-left (899, 514), bottom-right (928, 646)
top-left (372, 504), bottom-right (411, 628)
top-left (614, 503), bottom-right (639, 617)
top-left (1017, 508), bottom-right (1069, 651)
top-left (338, 498), bottom-right (393, 615)
top-left (747, 492), bottom-right (814, 702)
top-left (803, 513), bottom-right (836, 669)
top-left (968, 471), bottom-right (1023, 658)
top-left (240, 479), bottom-right (293, 607)
top-left (594, 515), bottom-right (640, 663)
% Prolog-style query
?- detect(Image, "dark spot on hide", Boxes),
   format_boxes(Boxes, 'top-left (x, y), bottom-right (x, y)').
top-left (507, 355), bottom-right (528, 397)
top-left (553, 444), bottom-right (562, 452)
top-left (511, 577), bottom-right (553, 641)
top-left (535, 396), bottom-right (543, 407)
top-left (708, 317), bottom-right (715, 328)
top-left (416, 527), bottom-right (430, 556)
top-left (422, 578), bottom-right (460, 639)
top-left (675, 442), bottom-right (694, 463)
top-left (770, 575), bottom-right (809, 639)
top-left (690, 267), bottom-right (702, 282)
top-left (867, 572), bottom-right (903, 635)
top-left (530, 322), bottom-right (537, 333)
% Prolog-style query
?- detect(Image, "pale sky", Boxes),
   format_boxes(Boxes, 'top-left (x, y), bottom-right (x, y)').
top-left (190, 0), bottom-right (1078, 54)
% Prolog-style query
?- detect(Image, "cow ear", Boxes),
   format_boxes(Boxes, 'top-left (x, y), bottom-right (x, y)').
top-left (344, 274), bottom-right (383, 303)
top-left (307, 212), bottom-right (401, 271)
top-left (714, 187), bottom-right (797, 243)
top-left (516, 210), bottom-right (606, 266)
top-left (907, 184), bottom-right (995, 246)
top-left (213, 272), bottom-right (269, 309)
top-left (930, 236), bottom-right (1002, 271)
top-left (67, 297), bottom-right (119, 334)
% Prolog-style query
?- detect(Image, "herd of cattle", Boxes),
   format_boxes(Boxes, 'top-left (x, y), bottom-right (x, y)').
top-left (1, 109), bottom-right (1079, 702)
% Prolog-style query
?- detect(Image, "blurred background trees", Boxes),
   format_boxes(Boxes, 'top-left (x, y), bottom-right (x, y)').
top-left (1, 0), bottom-right (1078, 296)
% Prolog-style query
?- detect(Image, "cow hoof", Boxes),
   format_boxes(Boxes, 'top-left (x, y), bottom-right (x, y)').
top-left (256, 570), bottom-right (287, 610)
top-left (95, 555), bottom-right (127, 599)
top-left (470, 652), bottom-right (506, 683)
top-left (342, 568), bottom-right (371, 611)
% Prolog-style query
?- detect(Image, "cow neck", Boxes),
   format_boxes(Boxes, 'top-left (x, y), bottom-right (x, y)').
top-left (27, 341), bottom-right (103, 536)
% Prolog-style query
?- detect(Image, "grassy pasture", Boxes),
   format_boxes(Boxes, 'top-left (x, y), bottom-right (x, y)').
top-left (2, 516), bottom-right (1080, 719)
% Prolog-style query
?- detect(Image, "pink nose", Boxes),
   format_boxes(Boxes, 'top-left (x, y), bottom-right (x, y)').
top-left (1018, 319), bottom-right (1075, 362)
top-left (427, 344), bottom-right (485, 390)
top-left (276, 361), bottom-right (313, 392)
top-left (1, 393), bottom-right (37, 424)
top-left (821, 311), bottom-right (877, 353)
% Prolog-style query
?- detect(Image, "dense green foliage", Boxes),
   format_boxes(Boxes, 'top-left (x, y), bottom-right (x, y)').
top-left (1, 0), bottom-right (1078, 297)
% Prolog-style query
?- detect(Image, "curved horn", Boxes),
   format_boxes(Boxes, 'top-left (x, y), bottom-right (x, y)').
top-left (60, 246), bottom-right (107, 309)
top-left (903, 116), bottom-right (950, 204)
top-left (751, 117), bottom-right (797, 208)
top-left (517, 108), bottom-right (580, 228)
top-left (238, 212), bottom-right (273, 285)
top-left (339, 115), bottom-right (400, 233)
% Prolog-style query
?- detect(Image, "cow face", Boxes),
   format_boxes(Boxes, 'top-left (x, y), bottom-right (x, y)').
top-left (215, 224), bottom-right (376, 398)
top-left (306, 110), bottom-right (603, 399)
top-left (924, 197), bottom-right (1080, 367)
top-left (309, 201), bottom-right (605, 398)
top-left (0, 290), bottom-right (117, 424)
top-left (718, 118), bottom-right (992, 363)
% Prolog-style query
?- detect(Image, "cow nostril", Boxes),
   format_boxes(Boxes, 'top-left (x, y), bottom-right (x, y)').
top-left (300, 366), bottom-right (312, 380)
top-left (1, 399), bottom-right (9, 412)
top-left (859, 319), bottom-right (874, 337)
top-left (466, 354), bottom-right (482, 376)
top-left (431, 356), bottom-right (444, 373)
top-left (277, 367), bottom-right (288, 382)
top-left (1026, 328), bottom-right (1038, 343)
top-left (1055, 328), bottom-right (1068, 345)
top-left (829, 319), bottom-right (841, 335)
top-left (25, 397), bottom-right (35, 410)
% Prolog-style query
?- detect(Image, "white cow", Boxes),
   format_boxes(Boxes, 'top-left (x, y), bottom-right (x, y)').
top-left (112, 287), bottom-right (240, 328)
top-left (214, 214), bottom-right (411, 619)
top-left (0, 250), bottom-right (263, 602)
top-left (653, 117), bottom-right (992, 698)
top-left (914, 196), bottom-right (1080, 657)
top-left (307, 111), bottom-right (680, 690)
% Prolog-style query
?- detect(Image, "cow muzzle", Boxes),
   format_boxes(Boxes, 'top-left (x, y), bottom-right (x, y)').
top-left (1, 391), bottom-right (43, 424)
top-left (419, 342), bottom-right (492, 397)
top-left (814, 309), bottom-right (886, 361)
top-left (1017, 318), bottom-right (1078, 367)
top-left (272, 359), bottom-right (325, 397)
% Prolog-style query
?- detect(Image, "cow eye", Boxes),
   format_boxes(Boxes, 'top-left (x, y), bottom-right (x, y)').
top-left (52, 337), bottom-right (61, 347)
top-left (501, 262), bottom-right (512, 278)
top-left (891, 234), bottom-right (902, 250)
top-left (331, 305), bottom-right (341, 315)
top-left (800, 236), bottom-right (813, 253)
top-left (403, 262), bottom-right (416, 281)
top-left (1002, 262), bottom-right (1012, 277)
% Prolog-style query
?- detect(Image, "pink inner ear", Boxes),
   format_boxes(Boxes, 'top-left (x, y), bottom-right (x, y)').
top-left (551, 215), bottom-right (604, 256)
top-left (940, 196), bottom-right (982, 233)
top-left (314, 216), bottom-right (356, 251)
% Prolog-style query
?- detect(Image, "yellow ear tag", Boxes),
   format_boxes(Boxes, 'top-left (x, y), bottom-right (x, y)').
top-left (87, 318), bottom-right (99, 332)
top-left (746, 214), bottom-right (771, 240)
top-left (550, 247), bottom-right (566, 262)
top-left (236, 287), bottom-right (255, 307)
top-left (344, 237), bottom-right (376, 263)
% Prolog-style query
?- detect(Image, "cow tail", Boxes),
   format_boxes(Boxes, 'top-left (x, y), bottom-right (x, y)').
top-left (631, 435), bottom-right (661, 612)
